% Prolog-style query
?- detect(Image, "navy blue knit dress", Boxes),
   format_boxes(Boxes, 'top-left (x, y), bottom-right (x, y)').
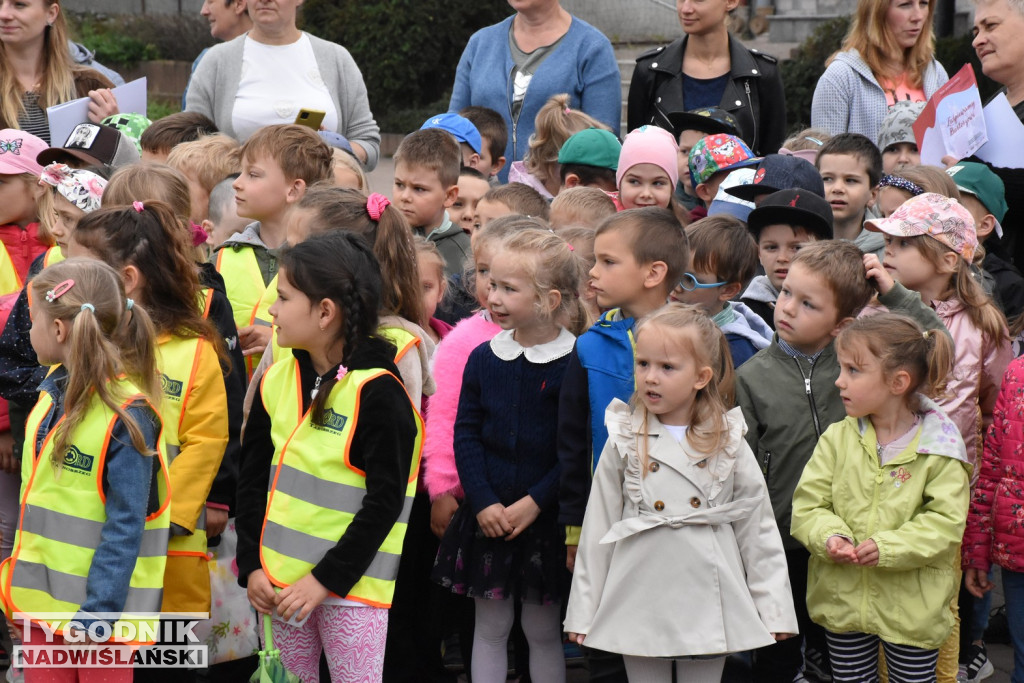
top-left (433, 329), bottom-right (573, 605)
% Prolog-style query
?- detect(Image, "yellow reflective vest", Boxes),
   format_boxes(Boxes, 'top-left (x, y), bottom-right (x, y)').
top-left (258, 360), bottom-right (423, 608)
top-left (0, 377), bottom-right (170, 641)
top-left (214, 244), bottom-right (265, 378)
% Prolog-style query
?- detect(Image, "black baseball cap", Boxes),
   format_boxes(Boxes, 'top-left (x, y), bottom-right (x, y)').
top-left (726, 154), bottom-right (825, 202)
top-left (667, 107), bottom-right (741, 141)
top-left (746, 189), bottom-right (834, 240)
top-left (37, 123), bottom-right (141, 173)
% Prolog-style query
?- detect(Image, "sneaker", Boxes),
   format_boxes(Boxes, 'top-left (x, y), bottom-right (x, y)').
top-left (964, 642), bottom-right (995, 682)
top-left (803, 647), bottom-right (832, 683)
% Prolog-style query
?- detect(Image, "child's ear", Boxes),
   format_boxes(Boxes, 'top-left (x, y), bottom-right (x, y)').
top-left (644, 260), bottom-right (669, 289)
top-left (444, 185), bottom-right (459, 209)
top-left (543, 289), bottom-right (562, 317)
top-left (889, 369), bottom-right (912, 396)
top-left (492, 156), bottom-right (507, 177)
top-left (201, 219), bottom-right (215, 246)
top-left (719, 282), bottom-right (742, 302)
top-left (318, 297), bottom-right (340, 331)
top-left (53, 317), bottom-right (69, 344)
top-left (866, 183), bottom-right (878, 210)
top-left (122, 264), bottom-right (144, 300)
top-left (563, 173), bottom-right (581, 189)
top-left (830, 315), bottom-right (855, 339)
top-left (695, 182), bottom-right (715, 204)
top-left (694, 365), bottom-right (714, 391)
top-left (975, 214), bottom-right (997, 241)
top-left (286, 178), bottom-right (307, 204)
top-left (938, 250), bottom-right (960, 274)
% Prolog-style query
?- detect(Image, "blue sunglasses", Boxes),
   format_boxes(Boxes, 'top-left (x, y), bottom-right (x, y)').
top-left (678, 272), bottom-right (727, 291)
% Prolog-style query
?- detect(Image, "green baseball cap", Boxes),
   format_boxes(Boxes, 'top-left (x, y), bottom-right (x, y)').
top-left (946, 162), bottom-right (1008, 223)
top-left (557, 128), bottom-right (621, 171)
top-left (101, 113), bottom-right (152, 156)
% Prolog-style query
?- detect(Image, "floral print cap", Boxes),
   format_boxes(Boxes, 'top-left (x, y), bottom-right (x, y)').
top-left (39, 163), bottom-right (107, 213)
top-left (864, 192), bottom-right (978, 262)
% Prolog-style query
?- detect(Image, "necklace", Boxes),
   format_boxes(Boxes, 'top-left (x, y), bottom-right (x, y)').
top-left (875, 414), bottom-right (919, 457)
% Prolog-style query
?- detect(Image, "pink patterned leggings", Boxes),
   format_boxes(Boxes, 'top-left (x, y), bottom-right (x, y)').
top-left (270, 604), bottom-right (388, 683)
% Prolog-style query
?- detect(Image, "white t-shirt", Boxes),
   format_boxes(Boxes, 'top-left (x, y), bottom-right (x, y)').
top-left (662, 424), bottom-right (688, 444)
top-left (232, 34), bottom-right (340, 141)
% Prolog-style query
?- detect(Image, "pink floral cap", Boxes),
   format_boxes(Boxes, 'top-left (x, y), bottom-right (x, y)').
top-left (39, 163), bottom-right (107, 213)
top-left (864, 192), bottom-right (978, 262)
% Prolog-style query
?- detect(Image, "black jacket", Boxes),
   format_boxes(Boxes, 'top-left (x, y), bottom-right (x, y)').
top-left (627, 34), bottom-right (786, 156)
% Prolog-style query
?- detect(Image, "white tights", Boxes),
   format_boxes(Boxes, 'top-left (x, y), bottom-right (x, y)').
top-left (471, 598), bottom-right (566, 683)
top-left (623, 655), bottom-right (726, 683)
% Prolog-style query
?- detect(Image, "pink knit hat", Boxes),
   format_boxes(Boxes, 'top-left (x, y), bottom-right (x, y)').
top-left (616, 125), bottom-right (679, 189)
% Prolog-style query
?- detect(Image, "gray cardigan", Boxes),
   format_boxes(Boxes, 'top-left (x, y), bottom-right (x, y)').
top-left (185, 32), bottom-right (381, 170)
top-left (810, 49), bottom-right (948, 147)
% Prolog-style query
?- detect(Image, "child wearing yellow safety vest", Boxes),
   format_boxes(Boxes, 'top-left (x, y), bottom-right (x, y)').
top-left (237, 232), bottom-right (422, 682)
top-left (1, 259), bottom-right (170, 682)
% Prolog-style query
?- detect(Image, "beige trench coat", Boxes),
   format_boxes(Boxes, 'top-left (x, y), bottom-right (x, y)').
top-left (564, 400), bottom-right (798, 657)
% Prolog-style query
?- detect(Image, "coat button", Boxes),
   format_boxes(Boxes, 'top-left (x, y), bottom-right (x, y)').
top-left (735, 100), bottom-right (742, 106)
top-left (752, 69), bottom-right (758, 74)
top-left (654, 500), bottom-right (665, 511)
top-left (656, 97), bottom-right (662, 103)
top-left (651, 62), bottom-right (659, 69)
top-left (697, 460), bottom-right (707, 468)
top-left (649, 462), bottom-right (660, 472)
top-left (690, 497), bottom-right (701, 508)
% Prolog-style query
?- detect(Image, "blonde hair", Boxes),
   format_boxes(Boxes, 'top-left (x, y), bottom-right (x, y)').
top-left (634, 303), bottom-right (735, 473)
top-left (31, 258), bottom-right (160, 466)
top-left (332, 149), bottom-right (369, 192)
top-left (832, 0), bottom-right (938, 87)
top-left (413, 236), bottom-right (447, 328)
top-left (836, 313), bottom-right (955, 406)
top-left (165, 134), bottom-right (241, 193)
top-left (895, 165), bottom-right (960, 198)
top-left (0, 1), bottom-right (76, 130)
top-left (525, 94), bottom-right (611, 188)
top-left (499, 228), bottom-right (590, 336)
top-left (549, 187), bottom-right (616, 230)
top-left (781, 127), bottom-right (832, 152)
top-left (908, 235), bottom-right (1007, 346)
top-left (468, 215), bottom-right (550, 305)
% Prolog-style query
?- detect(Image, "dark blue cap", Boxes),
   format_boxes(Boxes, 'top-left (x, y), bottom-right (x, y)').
top-left (725, 154), bottom-right (825, 201)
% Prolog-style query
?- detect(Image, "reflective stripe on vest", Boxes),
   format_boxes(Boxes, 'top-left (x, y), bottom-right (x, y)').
top-left (3, 380), bottom-right (170, 640)
top-left (215, 246), bottom-right (264, 378)
top-left (258, 359), bottom-right (423, 608)
top-left (157, 335), bottom-right (209, 558)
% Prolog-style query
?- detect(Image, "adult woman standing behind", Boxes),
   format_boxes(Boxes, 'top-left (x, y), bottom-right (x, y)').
top-left (627, 0), bottom-right (786, 156)
top-left (0, 0), bottom-right (118, 143)
top-left (185, 0), bottom-right (381, 169)
top-left (448, 0), bottom-right (621, 182)
top-left (811, 0), bottom-right (947, 144)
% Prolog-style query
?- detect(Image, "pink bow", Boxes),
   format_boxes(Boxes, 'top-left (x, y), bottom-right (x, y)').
top-left (366, 193), bottom-right (391, 221)
top-left (189, 221), bottom-right (209, 247)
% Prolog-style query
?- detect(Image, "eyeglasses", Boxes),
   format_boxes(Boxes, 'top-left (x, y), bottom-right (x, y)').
top-left (678, 272), bottom-right (728, 291)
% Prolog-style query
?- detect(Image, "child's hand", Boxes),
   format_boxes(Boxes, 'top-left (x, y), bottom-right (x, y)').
top-left (247, 569), bottom-right (277, 614)
top-left (5, 617), bottom-right (21, 642)
top-left (276, 574), bottom-right (329, 622)
top-left (0, 430), bottom-right (15, 474)
top-left (206, 506), bottom-right (229, 538)
top-left (863, 253), bottom-right (895, 295)
top-left (566, 632), bottom-right (586, 645)
top-left (477, 503), bottom-right (512, 538)
top-left (239, 325), bottom-right (272, 357)
top-left (504, 495), bottom-right (541, 541)
top-left (430, 494), bottom-right (460, 539)
top-left (566, 545), bottom-right (578, 573)
top-left (826, 535), bottom-right (859, 564)
top-left (772, 633), bottom-right (795, 641)
top-left (855, 539), bottom-right (879, 566)
top-left (965, 568), bottom-right (994, 598)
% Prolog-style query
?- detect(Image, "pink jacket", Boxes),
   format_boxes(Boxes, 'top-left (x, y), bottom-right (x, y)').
top-left (933, 299), bottom-right (1011, 471)
top-left (963, 357), bottom-right (1024, 572)
top-left (422, 312), bottom-right (500, 501)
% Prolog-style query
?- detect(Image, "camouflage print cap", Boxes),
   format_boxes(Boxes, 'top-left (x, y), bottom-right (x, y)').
top-left (876, 100), bottom-right (925, 153)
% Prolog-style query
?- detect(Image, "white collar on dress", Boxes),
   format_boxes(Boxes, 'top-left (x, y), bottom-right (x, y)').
top-left (489, 327), bottom-right (575, 363)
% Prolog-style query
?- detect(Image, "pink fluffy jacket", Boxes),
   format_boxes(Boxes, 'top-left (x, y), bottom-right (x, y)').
top-left (423, 312), bottom-right (500, 501)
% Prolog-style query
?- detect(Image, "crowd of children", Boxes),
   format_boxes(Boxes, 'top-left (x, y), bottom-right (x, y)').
top-left (0, 34), bottom-right (1022, 683)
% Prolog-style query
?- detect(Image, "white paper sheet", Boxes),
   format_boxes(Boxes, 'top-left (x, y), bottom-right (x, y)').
top-left (46, 77), bottom-right (147, 147)
top-left (974, 93), bottom-right (1024, 169)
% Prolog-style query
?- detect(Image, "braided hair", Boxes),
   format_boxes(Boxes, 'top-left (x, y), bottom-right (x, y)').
top-left (278, 231), bottom-right (384, 426)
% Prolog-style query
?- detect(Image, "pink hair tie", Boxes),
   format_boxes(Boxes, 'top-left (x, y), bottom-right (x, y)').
top-left (189, 221), bottom-right (209, 247)
top-left (132, 201), bottom-right (144, 213)
top-left (366, 193), bottom-right (390, 221)
top-left (567, 243), bottom-right (575, 251)
top-left (565, 106), bottom-right (571, 114)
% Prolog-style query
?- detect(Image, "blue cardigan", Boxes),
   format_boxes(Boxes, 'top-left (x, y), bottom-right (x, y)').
top-left (448, 14), bottom-right (622, 182)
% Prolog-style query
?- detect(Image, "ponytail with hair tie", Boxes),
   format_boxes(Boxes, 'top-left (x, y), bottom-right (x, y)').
top-left (366, 193), bottom-right (391, 221)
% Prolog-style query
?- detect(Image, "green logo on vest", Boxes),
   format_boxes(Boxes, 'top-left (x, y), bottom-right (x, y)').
top-left (161, 373), bottom-right (184, 399)
top-left (63, 446), bottom-right (94, 475)
top-left (314, 408), bottom-right (348, 434)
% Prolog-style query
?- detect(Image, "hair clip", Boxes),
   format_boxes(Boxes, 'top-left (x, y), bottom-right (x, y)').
top-left (923, 330), bottom-right (930, 340)
top-left (336, 364), bottom-right (349, 381)
top-left (125, 298), bottom-right (134, 311)
top-left (879, 174), bottom-right (924, 197)
top-left (80, 303), bottom-right (95, 313)
top-left (366, 193), bottom-right (391, 221)
top-left (45, 279), bottom-right (74, 302)
top-left (132, 201), bottom-right (144, 213)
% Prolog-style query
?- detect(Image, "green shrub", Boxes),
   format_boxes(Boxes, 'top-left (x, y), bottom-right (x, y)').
top-left (67, 12), bottom-right (214, 69)
top-left (300, 0), bottom-right (509, 132)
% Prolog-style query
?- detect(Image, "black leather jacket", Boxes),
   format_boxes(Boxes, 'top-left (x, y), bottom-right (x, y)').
top-left (627, 34), bottom-right (787, 156)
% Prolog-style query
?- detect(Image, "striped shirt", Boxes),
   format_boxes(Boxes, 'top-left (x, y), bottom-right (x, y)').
top-left (18, 92), bottom-right (50, 144)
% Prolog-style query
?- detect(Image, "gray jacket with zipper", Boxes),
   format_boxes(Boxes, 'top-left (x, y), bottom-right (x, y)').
top-left (735, 282), bottom-right (948, 549)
